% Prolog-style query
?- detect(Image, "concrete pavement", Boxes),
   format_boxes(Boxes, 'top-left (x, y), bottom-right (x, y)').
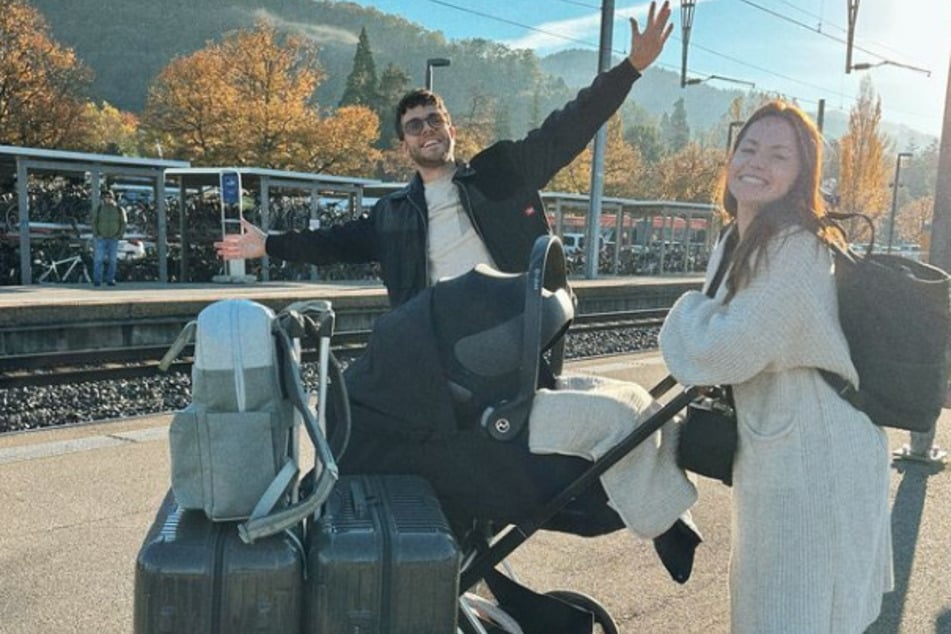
top-left (0, 353), bottom-right (948, 633)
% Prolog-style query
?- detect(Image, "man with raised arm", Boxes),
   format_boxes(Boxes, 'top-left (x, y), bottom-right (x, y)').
top-left (216, 2), bottom-right (673, 308)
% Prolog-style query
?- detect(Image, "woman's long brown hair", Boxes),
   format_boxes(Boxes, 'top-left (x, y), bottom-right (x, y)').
top-left (718, 100), bottom-right (844, 302)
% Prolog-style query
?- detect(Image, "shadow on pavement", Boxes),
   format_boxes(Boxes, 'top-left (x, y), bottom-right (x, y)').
top-left (865, 458), bottom-right (946, 634)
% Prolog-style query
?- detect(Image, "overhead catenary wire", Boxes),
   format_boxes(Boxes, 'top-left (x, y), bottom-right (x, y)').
top-left (418, 0), bottom-right (936, 128)
top-left (736, 0), bottom-right (931, 71)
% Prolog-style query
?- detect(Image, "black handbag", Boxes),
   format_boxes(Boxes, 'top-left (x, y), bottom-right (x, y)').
top-left (678, 388), bottom-right (737, 486)
top-left (672, 229), bottom-right (739, 486)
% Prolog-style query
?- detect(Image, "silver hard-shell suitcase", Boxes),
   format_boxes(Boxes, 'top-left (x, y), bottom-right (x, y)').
top-left (304, 475), bottom-right (461, 633)
top-left (133, 490), bottom-right (303, 634)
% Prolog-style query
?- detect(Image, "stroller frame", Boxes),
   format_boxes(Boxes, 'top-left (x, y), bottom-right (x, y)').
top-left (448, 236), bottom-right (699, 632)
top-left (455, 382), bottom-right (698, 633)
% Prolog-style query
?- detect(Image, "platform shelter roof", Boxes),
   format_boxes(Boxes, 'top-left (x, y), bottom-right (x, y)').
top-left (0, 144), bottom-right (188, 180)
top-left (0, 145), bottom-right (190, 284)
top-left (164, 166), bottom-right (379, 195)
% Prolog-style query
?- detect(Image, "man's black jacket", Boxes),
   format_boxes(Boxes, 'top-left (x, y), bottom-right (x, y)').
top-left (267, 59), bottom-right (642, 307)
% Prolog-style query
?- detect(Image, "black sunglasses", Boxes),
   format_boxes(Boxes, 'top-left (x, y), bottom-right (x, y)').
top-left (403, 112), bottom-right (449, 136)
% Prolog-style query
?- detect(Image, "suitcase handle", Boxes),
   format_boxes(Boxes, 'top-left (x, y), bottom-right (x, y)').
top-left (239, 308), bottom-right (343, 543)
top-left (349, 479), bottom-right (369, 519)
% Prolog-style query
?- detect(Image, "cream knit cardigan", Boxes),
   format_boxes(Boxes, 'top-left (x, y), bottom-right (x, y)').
top-left (660, 226), bottom-right (894, 634)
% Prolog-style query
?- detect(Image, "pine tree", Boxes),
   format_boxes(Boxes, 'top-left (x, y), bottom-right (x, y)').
top-left (662, 98), bottom-right (690, 153)
top-left (376, 63), bottom-right (411, 147)
top-left (339, 27), bottom-right (379, 109)
top-left (626, 124), bottom-right (664, 164)
top-left (494, 106), bottom-right (512, 141)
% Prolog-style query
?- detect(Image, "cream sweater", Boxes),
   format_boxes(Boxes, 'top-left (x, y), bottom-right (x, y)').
top-left (660, 226), bottom-right (893, 634)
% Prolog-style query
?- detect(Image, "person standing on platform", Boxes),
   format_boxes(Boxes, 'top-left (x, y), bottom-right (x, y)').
top-left (216, 1), bottom-right (674, 308)
top-left (90, 190), bottom-right (126, 287)
top-left (659, 101), bottom-right (893, 633)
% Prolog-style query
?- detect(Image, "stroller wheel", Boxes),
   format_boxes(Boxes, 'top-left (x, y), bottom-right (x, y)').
top-left (545, 590), bottom-right (619, 634)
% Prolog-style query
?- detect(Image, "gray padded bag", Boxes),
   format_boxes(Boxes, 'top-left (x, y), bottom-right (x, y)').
top-left (160, 298), bottom-right (339, 543)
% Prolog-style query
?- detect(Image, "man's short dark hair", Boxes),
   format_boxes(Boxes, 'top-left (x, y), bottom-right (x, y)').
top-left (395, 89), bottom-right (449, 141)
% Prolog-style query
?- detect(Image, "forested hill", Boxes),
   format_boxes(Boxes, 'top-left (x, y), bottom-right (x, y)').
top-left (31, 0), bottom-right (449, 113)
top-left (30, 0), bottom-right (568, 137)
top-left (27, 0), bottom-right (746, 137)
top-left (29, 0), bottom-right (932, 146)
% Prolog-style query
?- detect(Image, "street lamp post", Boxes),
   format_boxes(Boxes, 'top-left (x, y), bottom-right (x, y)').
top-left (679, 1), bottom-right (696, 88)
top-left (425, 58), bottom-right (451, 91)
top-left (886, 152), bottom-right (912, 253)
top-left (851, 59), bottom-right (931, 77)
top-left (684, 74), bottom-right (755, 90)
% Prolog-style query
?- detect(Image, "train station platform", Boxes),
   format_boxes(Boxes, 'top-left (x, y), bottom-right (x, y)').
top-left (0, 274), bottom-right (701, 312)
top-left (0, 353), bottom-right (948, 633)
top-left (0, 275), bottom-right (703, 360)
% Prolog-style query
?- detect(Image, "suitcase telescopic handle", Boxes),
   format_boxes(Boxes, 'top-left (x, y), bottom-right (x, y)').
top-left (239, 306), bottom-right (344, 543)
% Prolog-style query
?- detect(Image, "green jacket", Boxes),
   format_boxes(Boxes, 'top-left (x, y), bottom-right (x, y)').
top-left (91, 201), bottom-right (127, 239)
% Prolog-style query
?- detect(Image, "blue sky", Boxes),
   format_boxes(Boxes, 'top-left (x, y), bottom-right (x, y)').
top-left (345, 0), bottom-right (950, 139)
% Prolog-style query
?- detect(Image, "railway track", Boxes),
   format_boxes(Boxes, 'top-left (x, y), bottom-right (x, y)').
top-left (0, 308), bottom-right (668, 389)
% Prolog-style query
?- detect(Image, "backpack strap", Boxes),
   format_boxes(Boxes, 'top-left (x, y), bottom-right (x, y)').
top-left (815, 213), bottom-right (872, 405)
top-left (157, 320), bottom-right (196, 371)
top-left (238, 303), bottom-right (344, 543)
top-left (823, 211), bottom-right (875, 258)
top-left (650, 224), bottom-right (737, 399)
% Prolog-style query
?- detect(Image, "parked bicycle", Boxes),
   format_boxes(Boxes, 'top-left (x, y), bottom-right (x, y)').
top-left (34, 245), bottom-right (91, 284)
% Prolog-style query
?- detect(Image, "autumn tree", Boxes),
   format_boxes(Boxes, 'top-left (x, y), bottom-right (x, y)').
top-left (838, 76), bottom-right (889, 237)
top-left (76, 102), bottom-right (140, 156)
top-left (647, 142), bottom-right (724, 203)
top-left (217, 22), bottom-right (323, 168)
top-left (142, 47), bottom-right (242, 163)
top-left (896, 195), bottom-right (933, 247)
top-left (0, 0), bottom-right (92, 148)
top-left (546, 115), bottom-right (644, 198)
top-left (451, 92), bottom-right (497, 162)
top-left (142, 19), bottom-right (380, 174)
top-left (602, 116), bottom-right (644, 199)
top-left (547, 144), bottom-right (592, 193)
top-left (294, 105), bottom-right (381, 175)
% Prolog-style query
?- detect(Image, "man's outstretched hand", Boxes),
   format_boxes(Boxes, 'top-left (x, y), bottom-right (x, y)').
top-left (628, 1), bottom-right (673, 72)
top-left (214, 218), bottom-right (267, 260)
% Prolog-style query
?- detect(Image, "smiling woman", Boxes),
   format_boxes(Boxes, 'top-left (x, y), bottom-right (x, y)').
top-left (659, 99), bottom-right (894, 634)
top-left (727, 116), bottom-right (802, 238)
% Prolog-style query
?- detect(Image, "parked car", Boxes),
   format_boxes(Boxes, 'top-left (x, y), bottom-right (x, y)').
top-left (561, 232), bottom-right (608, 255)
top-left (117, 238), bottom-right (147, 261)
top-left (562, 232), bottom-right (586, 255)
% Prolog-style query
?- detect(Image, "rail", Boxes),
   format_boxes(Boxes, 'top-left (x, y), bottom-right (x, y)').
top-left (0, 308), bottom-right (668, 389)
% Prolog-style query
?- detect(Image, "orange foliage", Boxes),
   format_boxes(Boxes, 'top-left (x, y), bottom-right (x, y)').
top-left (143, 19), bottom-right (380, 174)
top-left (296, 105), bottom-right (381, 175)
top-left (0, 0), bottom-right (92, 148)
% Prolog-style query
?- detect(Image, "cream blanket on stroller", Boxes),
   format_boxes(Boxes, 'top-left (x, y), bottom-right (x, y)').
top-left (528, 373), bottom-right (697, 539)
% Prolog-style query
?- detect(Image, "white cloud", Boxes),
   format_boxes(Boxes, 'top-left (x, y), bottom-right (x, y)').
top-left (245, 9), bottom-right (359, 46)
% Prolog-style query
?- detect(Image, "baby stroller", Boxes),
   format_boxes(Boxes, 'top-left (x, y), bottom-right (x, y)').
top-left (330, 235), bottom-right (701, 633)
